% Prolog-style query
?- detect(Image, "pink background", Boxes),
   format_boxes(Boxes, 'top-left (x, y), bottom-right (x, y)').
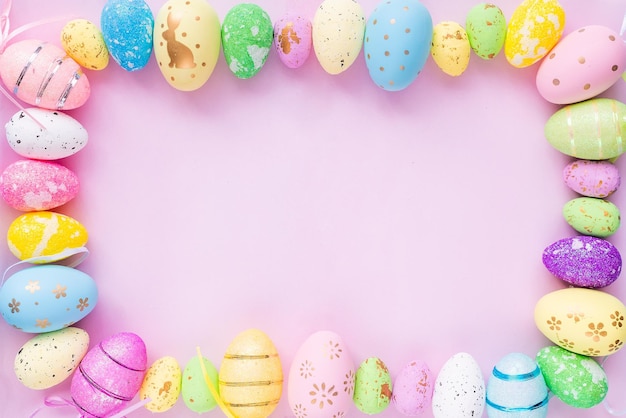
top-left (1, 0), bottom-right (625, 417)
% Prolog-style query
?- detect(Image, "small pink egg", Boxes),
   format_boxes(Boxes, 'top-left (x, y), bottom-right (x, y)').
top-left (0, 160), bottom-right (79, 211)
top-left (71, 332), bottom-right (147, 418)
top-left (0, 40), bottom-right (90, 110)
top-left (392, 360), bottom-right (434, 416)
top-left (273, 13), bottom-right (313, 69)
top-left (563, 159), bottom-right (620, 198)
top-left (536, 25), bottom-right (626, 104)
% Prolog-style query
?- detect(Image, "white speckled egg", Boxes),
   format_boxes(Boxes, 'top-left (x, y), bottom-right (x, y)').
top-left (432, 352), bottom-right (485, 418)
top-left (288, 330), bottom-right (355, 418)
top-left (5, 108), bottom-right (88, 160)
top-left (14, 326), bottom-right (89, 389)
top-left (312, 0), bottom-right (365, 75)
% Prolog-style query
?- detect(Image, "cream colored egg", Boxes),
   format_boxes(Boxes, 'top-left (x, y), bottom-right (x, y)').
top-left (535, 288), bottom-right (626, 357)
top-left (312, 0), bottom-right (365, 75)
top-left (154, 0), bottom-right (221, 91)
top-left (431, 21), bottom-right (471, 76)
top-left (14, 327), bottom-right (89, 389)
top-left (61, 19), bottom-right (109, 70)
top-left (140, 356), bottom-right (182, 412)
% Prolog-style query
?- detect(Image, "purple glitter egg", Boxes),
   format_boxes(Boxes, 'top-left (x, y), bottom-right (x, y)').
top-left (542, 236), bottom-right (622, 288)
top-left (71, 332), bottom-right (147, 417)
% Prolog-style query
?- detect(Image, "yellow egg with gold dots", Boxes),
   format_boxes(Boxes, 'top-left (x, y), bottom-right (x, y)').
top-left (139, 356), bottom-right (182, 412)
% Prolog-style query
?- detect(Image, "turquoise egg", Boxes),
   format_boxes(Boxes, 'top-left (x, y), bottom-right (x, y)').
top-left (0, 265), bottom-right (98, 332)
top-left (486, 352), bottom-right (548, 418)
top-left (364, 0), bottom-right (432, 91)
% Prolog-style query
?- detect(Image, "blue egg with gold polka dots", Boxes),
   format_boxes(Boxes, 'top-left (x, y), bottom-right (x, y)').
top-left (364, 0), bottom-right (432, 91)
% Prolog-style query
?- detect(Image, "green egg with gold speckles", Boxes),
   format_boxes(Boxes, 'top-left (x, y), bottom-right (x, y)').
top-left (181, 356), bottom-right (219, 413)
top-left (563, 197), bottom-right (620, 237)
top-left (354, 357), bottom-right (392, 414)
top-left (465, 3), bottom-right (506, 60)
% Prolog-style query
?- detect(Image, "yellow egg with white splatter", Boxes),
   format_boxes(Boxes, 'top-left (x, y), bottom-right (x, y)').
top-left (431, 21), bottom-right (471, 76)
top-left (140, 356), bottom-right (182, 412)
top-left (504, 0), bottom-right (565, 68)
top-left (7, 211), bottom-right (88, 261)
top-left (61, 19), bottom-right (109, 70)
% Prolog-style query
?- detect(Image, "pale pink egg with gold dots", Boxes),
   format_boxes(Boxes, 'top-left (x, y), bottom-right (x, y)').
top-left (274, 13), bottom-right (312, 69)
top-left (1, 160), bottom-right (79, 212)
top-left (537, 25), bottom-right (626, 104)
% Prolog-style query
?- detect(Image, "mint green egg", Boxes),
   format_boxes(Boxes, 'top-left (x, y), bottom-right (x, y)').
top-left (221, 3), bottom-right (273, 79)
top-left (181, 356), bottom-right (219, 413)
top-left (465, 3), bottom-right (506, 60)
top-left (563, 197), bottom-right (620, 237)
top-left (536, 346), bottom-right (607, 408)
top-left (545, 98), bottom-right (626, 160)
top-left (354, 357), bottom-right (392, 414)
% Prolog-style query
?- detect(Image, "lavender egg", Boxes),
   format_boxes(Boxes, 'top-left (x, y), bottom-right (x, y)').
top-left (542, 236), bottom-right (622, 288)
top-left (563, 160), bottom-right (620, 198)
top-left (274, 13), bottom-right (312, 69)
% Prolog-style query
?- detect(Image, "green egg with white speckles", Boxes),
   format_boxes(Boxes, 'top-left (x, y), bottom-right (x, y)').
top-left (563, 197), bottom-right (620, 237)
top-left (465, 3), bottom-right (506, 60)
top-left (221, 3), bottom-right (273, 79)
top-left (536, 345), bottom-right (607, 408)
top-left (354, 357), bottom-right (392, 414)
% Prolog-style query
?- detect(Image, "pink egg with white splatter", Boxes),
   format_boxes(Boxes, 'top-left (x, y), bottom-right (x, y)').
top-left (536, 25), bottom-right (626, 104)
top-left (273, 13), bottom-right (312, 69)
top-left (288, 330), bottom-right (355, 418)
top-left (0, 40), bottom-right (90, 110)
top-left (71, 332), bottom-right (147, 418)
top-left (1, 160), bottom-right (79, 211)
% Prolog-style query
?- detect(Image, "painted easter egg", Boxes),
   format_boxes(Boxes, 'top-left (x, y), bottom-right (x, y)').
top-left (0, 40), bottom-right (90, 110)
top-left (485, 352), bottom-right (548, 418)
top-left (312, 0), bottom-right (365, 75)
top-left (545, 98), bottom-right (626, 160)
top-left (7, 211), bottom-right (88, 261)
top-left (5, 108), bottom-right (88, 160)
top-left (431, 21), bottom-right (471, 76)
top-left (273, 13), bottom-right (312, 69)
top-left (536, 346), bottom-right (607, 408)
top-left (536, 25), bottom-right (626, 104)
top-left (219, 329), bottom-right (282, 418)
top-left (0, 160), bottom-right (79, 212)
top-left (504, 0), bottom-right (565, 68)
top-left (139, 356), bottom-right (182, 413)
top-left (465, 3), bottom-right (506, 60)
top-left (432, 352), bottom-right (485, 418)
top-left (222, 4), bottom-right (273, 79)
top-left (364, 0), bottom-right (432, 91)
top-left (0, 265), bottom-right (97, 333)
top-left (154, 0), bottom-right (221, 91)
top-left (14, 326), bottom-right (89, 389)
top-left (392, 360), bottom-right (434, 416)
top-left (542, 236), bottom-right (621, 288)
top-left (563, 159), bottom-right (620, 198)
top-left (353, 357), bottom-right (392, 414)
top-left (534, 288), bottom-right (626, 356)
top-left (181, 355), bottom-right (219, 413)
top-left (101, 0), bottom-right (154, 71)
top-left (71, 332), bottom-right (147, 418)
top-left (563, 197), bottom-right (620, 238)
top-left (61, 19), bottom-right (109, 70)
top-left (288, 330), bottom-right (355, 418)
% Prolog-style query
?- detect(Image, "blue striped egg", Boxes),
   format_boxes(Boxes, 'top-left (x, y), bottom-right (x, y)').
top-left (486, 353), bottom-right (548, 418)
top-left (0, 265), bottom-right (97, 333)
top-left (364, 0), bottom-right (432, 91)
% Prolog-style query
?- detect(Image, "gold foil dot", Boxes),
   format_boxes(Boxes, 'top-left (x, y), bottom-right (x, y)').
top-left (195, 16), bottom-right (200, 21)
top-left (196, 44), bottom-right (200, 49)
top-left (367, 53), bottom-right (371, 59)
top-left (389, 80), bottom-right (394, 86)
top-left (400, 65), bottom-right (405, 70)
top-left (373, 19), bottom-right (377, 25)
top-left (182, 32), bottom-right (187, 37)
top-left (380, 66), bottom-right (384, 71)
top-left (384, 34), bottom-right (389, 40)
top-left (385, 51), bottom-right (390, 56)
top-left (549, 52), bottom-right (555, 59)
top-left (578, 28), bottom-right (585, 32)
top-left (202, 62), bottom-right (207, 67)
top-left (191, 74), bottom-right (196, 78)
top-left (578, 57), bottom-right (586, 64)
top-left (167, 5), bottom-right (172, 10)
top-left (553, 79), bottom-right (560, 86)
top-left (161, 23), bottom-right (165, 28)
top-left (160, 41), bottom-right (164, 46)
top-left (186, 1), bottom-right (191, 4)
top-left (404, 50), bottom-right (409, 55)
top-left (609, 35), bottom-right (616, 41)
top-left (403, 6), bottom-right (409, 11)
top-left (612, 65), bottom-right (619, 71)
top-left (405, 28), bottom-right (411, 33)
top-left (366, 37), bottom-right (369, 42)
top-left (583, 83), bottom-right (590, 90)
top-left (390, 18), bottom-right (396, 24)
top-left (171, 76), bottom-right (175, 81)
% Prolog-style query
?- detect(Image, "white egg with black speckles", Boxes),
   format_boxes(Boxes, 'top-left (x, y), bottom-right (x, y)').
top-left (432, 352), bottom-right (485, 418)
top-left (14, 327), bottom-right (89, 389)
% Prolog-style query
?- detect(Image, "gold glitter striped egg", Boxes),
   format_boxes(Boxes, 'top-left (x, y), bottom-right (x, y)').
top-left (219, 329), bottom-right (283, 418)
top-left (7, 211), bottom-right (88, 261)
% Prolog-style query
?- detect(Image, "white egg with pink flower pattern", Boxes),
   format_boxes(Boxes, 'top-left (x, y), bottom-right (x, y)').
top-left (288, 330), bottom-right (355, 418)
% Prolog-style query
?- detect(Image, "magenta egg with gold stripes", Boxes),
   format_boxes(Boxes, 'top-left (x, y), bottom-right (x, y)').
top-left (71, 332), bottom-right (147, 418)
top-left (0, 40), bottom-right (90, 110)
top-left (219, 329), bottom-right (283, 418)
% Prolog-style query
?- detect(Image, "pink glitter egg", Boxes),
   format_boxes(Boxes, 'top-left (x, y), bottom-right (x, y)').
top-left (0, 160), bottom-right (79, 211)
top-left (71, 332), bottom-right (147, 417)
top-left (0, 40), bottom-right (90, 110)
top-left (273, 13), bottom-right (313, 69)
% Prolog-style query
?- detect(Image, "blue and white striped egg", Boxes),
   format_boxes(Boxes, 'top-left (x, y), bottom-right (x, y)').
top-left (486, 353), bottom-right (548, 418)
